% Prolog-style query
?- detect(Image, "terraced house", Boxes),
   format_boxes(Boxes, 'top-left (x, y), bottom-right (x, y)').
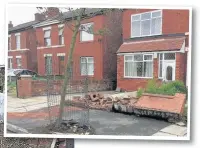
top-left (8, 14), bottom-right (44, 71)
top-left (117, 9), bottom-right (190, 91)
top-left (34, 8), bottom-right (122, 84)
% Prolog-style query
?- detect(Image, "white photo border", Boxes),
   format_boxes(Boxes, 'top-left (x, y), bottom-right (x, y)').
top-left (4, 3), bottom-right (192, 140)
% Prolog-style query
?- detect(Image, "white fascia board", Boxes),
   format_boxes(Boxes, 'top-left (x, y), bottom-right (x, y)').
top-left (180, 40), bottom-right (186, 53)
top-left (117, 50), bottom-right (181, 56)
top-left (16, 55), bottom-right (22, 58)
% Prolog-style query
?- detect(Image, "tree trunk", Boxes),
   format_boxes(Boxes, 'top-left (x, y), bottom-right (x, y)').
top-left (56, 11), bottom-right (83, 127)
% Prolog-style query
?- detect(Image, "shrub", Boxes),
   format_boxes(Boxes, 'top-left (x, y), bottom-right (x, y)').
top-left (145, 79), bottom-right (158, 94)
top-left (145, 80), bottom-right (187, 96)
top-left (137, 88), bottom-right (144, 98)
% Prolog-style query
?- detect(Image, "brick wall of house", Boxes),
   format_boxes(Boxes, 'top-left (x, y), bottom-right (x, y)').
top-left (36, 15), bottom-right (105, 80)
top-left (8, 28), bottom-right (38, 72)
top-left (102, 10), bottom-right (123, 82)
top-left (116, 9), bottom-right (189, 91)
top-left (122, 9), bottom-right (189, 40)
top-left (117, 53), bottom-right (186, 91)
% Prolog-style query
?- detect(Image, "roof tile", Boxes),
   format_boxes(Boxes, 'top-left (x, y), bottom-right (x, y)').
top-left (117, 36), bottom-right (185, 53)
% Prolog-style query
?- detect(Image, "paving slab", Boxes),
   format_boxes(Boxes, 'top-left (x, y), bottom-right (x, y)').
top-left (160, 124), bottom-right (187, 136)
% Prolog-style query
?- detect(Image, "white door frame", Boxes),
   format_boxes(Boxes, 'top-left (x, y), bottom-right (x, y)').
top-left (163, 61), bottom-right (176, 81)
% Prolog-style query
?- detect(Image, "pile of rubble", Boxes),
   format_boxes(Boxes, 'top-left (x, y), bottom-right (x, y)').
top-left (48, 120), bottom-right (95, 135)
top-left (71, 92), bottom-right (186, 123)
top-left (72, 92), bottom-right (138, 112)
top-left (72, 93), bottom-right (113, 111)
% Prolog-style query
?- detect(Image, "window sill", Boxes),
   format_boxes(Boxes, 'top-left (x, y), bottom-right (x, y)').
top-left (123, 76), bottom-right (153, 79)
top-left (81, 75), bottom-right (94, 77)
top-left (8, 48), bottom-right (29, 52)
top-left (37, 45), bottom-right (65, 49)
top-left (130, 33), bottom-right (162, 39)
top-left (79, 40), bottom-right (94, 44)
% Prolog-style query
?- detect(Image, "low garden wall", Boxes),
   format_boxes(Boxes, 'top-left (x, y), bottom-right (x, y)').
top-left (17, 76), bottom-right (115, 98)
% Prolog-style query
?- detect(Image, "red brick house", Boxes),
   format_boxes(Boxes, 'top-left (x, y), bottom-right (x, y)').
top-left (117, 9), bottom-right (190, 91)
top-left (34, 9), bottom-right (122, 83)
top-left (8, 13), bottom-right (46, 72)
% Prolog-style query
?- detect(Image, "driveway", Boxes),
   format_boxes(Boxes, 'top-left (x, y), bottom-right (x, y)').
top-left (7, 108), bottom-right (170, 136)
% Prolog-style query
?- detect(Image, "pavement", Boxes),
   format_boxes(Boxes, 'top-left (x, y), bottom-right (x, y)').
top-left (6, 94), bottom-right (187, 136)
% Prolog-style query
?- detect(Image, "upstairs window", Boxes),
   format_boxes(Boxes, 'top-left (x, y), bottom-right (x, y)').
top-left (131, 10), bottom-right (162, 37)
top-left (58, 27), bottom-right (64, 45)
top-left (15, 34), bottom-right (20, 49)
top-left (44, 30), bottom-right (51, 46)
top-left (80, 23), bottom-right (94, 42)
top-left (8, 36), bottom-right (11, 50)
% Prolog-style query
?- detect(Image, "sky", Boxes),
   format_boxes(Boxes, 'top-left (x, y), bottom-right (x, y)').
top-left (8, 6), bottom-right (38, 26)
top-left (0, 6), bottom-right (38, 65)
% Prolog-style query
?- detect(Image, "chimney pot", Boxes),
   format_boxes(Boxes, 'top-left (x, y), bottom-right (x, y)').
top-left (8, 21), bottom-right (13, 28)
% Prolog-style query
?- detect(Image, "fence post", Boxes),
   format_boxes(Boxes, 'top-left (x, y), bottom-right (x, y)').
top-left (17, 75), bottom-right (32, 98)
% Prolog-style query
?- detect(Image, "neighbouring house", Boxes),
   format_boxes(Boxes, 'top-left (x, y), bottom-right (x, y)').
top-left (33, 8), bottom-right (123, 84)
top-left (117, 9), bottom-right (190, 91)
top-left (8, 13), bottom-right (46, 72)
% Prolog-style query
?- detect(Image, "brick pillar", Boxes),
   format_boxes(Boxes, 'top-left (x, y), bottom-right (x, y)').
top-left (17, 75), bottom-right (32, 98)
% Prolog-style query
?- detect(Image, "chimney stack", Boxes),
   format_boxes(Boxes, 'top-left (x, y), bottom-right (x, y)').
top-left (8, 21), bottom-right (13, 28)
top-left (45, 7), bottom-right (60, 19)
top-left (34, 13), bottom-right (46, 21)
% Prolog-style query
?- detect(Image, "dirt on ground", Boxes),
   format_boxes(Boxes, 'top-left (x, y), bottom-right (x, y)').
top-left (0, 123), bottom-right (69, 148)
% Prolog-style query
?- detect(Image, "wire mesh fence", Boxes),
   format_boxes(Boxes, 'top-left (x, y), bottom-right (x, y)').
top-left (45, 57), bottom-right (90, 127)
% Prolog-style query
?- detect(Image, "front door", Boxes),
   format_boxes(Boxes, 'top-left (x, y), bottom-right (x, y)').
top-left (163, 61), bottom-right (175, 81)
top-left (58, 56), bottom-right (65, 75)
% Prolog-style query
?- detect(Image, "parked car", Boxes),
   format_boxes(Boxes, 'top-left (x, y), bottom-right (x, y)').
top-left (7, 69), bottom-right (37, 81)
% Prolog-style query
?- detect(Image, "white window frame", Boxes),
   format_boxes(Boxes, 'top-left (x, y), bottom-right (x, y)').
top-left (44, 55), bottom-right (53, 75)
top-left (8, 36), bottom-right (11, 50)
top-left (80, 57), bottom-right (94, 76)
top-left (124, 53), bottom-right (154, 78)
top-left (131, 10), bottom-right (162, 38)
top-left (8, 57), bottom-right (13, 69)
top-left (44, 30), bottom-right (51, 46)
top-left (16, 57), bottom-right (22, 69)
top-left (158, 52), bottom-right (176, 79)
top-left (15, 34), bottom-right (20, 49)
top-left (58, 26), bottom-right (64, 45)
top-left (80, 22), bottom-right (94, 42)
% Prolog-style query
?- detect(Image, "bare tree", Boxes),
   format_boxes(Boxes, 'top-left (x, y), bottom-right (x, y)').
top-left (37, 7), bottom-right (118, 127)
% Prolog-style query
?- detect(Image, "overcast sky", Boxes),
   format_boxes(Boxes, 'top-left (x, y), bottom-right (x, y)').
top-left (8, 6), bottom-right (38, 26)
top-left (0, 6), bottom-right (38, 65)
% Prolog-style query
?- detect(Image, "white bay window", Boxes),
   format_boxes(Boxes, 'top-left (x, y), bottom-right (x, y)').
top-left (131, 10), bottom-right (162, 37)
top-left (124, 54), bottom-right (153, 78)
top-left (80, 57), bottom-right (94, 76)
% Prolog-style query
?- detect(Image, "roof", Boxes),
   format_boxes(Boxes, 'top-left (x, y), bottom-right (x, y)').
top-left (33, 8), bottom-right (106, 28)
top-left (9, 20), bottom-right (40, 33)
top-left (117, 35), bottom-right (186, 53)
